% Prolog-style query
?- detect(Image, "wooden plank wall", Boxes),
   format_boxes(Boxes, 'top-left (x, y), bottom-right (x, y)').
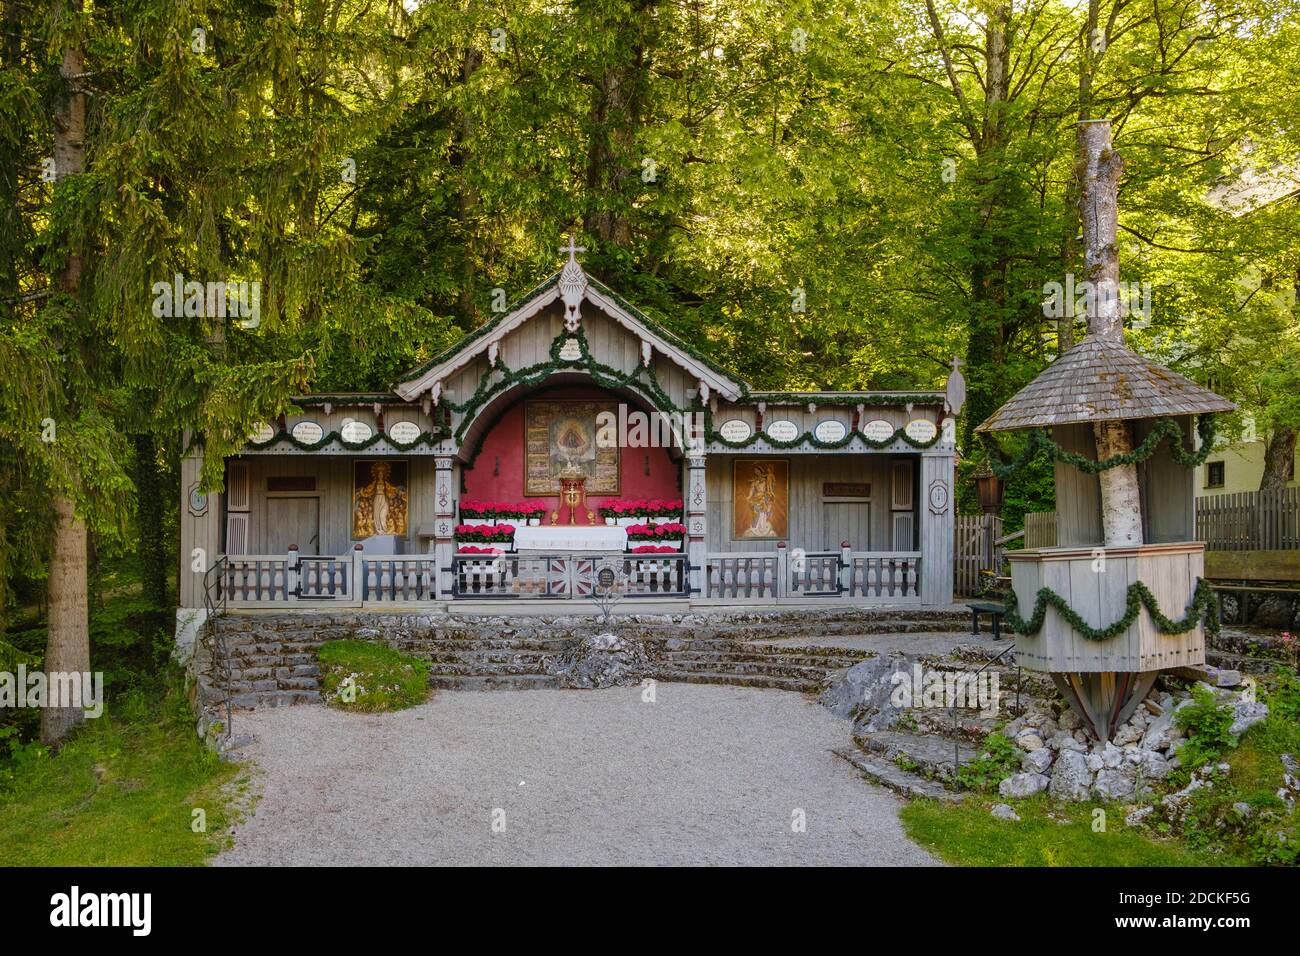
top-left (1024, 511), bottom-right (1058, 548)
top-left (237, 455), bottom-right (436, 556)
top-left (704, 455), bottom-right (908, 553)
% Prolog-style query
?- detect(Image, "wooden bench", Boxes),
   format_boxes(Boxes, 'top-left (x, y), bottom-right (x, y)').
top-left (966, 601), bottom-right (1006, 640)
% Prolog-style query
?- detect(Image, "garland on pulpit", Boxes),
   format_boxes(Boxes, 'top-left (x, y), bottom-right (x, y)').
top-left (1004, 578), bottom-right (1220, 641)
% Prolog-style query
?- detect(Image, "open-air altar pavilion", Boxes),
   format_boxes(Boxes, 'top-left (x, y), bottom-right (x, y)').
top-left (178, 240), bottom-right (962, 621)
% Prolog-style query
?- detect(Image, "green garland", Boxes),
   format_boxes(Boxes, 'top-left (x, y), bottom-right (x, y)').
top-left (988, 415), bottom-right (1216, 478)
top-left (444, 325), bottom-right (693, 443)
top-left (1004, 577), bottom-right (1220, 640)
top-left (741, 391), bottom-right (946, 407)
top-left (249, 427), bottom-right (449, 453)
top-left (702, 405), bottom-right (943, 450)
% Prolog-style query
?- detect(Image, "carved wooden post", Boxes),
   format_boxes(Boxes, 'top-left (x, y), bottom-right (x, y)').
top-left (839, 540), bottom-right (852, 596)
top-left (433, 456), bottom-right (457, 600)
top-left (920, 451), bottom-right (955, 604)
top-left (686, 455), bottom-right (707, 599)
top-left (352, 542), bottom-right (365, 603)
top-left (775, 542), bottom-right (788, 602)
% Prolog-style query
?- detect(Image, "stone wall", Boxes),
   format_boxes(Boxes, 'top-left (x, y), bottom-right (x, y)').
top-left (193, 605), bottom-right (968, 712)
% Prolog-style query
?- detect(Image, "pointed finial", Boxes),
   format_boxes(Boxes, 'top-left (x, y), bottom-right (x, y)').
top-left (559, 233), bottom-right (589, 332)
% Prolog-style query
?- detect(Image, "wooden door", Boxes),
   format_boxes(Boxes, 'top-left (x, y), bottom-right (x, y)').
top-left (822, 501), bottom-right (870, 551)
top-left (267, 497), bottom-right (320, 554)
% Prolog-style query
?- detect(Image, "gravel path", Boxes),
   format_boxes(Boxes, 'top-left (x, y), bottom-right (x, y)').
top-left (215, 684), bottom-right (939, 866)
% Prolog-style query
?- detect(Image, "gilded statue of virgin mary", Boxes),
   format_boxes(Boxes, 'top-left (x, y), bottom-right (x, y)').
top-left (352, 461), bottom-right (408, 538)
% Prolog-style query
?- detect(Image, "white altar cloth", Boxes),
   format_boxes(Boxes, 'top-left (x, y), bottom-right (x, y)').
top-left (513, 525), bottom-right (627, 551)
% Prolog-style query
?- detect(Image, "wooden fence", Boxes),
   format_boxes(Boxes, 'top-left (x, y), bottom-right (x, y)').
top-left (1024, 511), bottom-right (1058, 548)
top-left (1195, 488), bottom-right (1300, 551)
top-left (954, 514), bottom-right (1002, 597)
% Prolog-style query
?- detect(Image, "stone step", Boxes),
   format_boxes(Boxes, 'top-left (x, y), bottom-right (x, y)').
top-left (652, 670), bottom-right (822, 693)
top-left (659, 649), bottom-right (863, 669)
top-left (428, 674), bottom-right (563, 691)
top-left (854, 729), bottom-right (978, 785)
top-left (910, 710), bottom-right (1002, 742)
top-left (831, 747), bottom-right (963, 803)
top-left (391, 638), bottom-right (570, 653)
top-left (424, 661), bottom-right (551, 677)
top-left (413, 649), bottom-right (555, 665)
top-left (1206, 648), bottom-right (1279, 675)
top-left (654, 657), bottom-right (835, 680)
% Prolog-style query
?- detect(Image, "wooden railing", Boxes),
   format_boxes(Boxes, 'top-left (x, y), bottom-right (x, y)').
top-left (221, 555), bottom-right (291, 603)
top-left (214, 545), bottom-right (924, 605)
top-left (449, 553), bottom-right (690, 600)
top-left (704, 552), bottom-right (779, 601)
top-left (363, 556), bottom-right (438, 602)
top-left (1197, 488), bottom-right (1300, 551)
top-left (701, 547), bottom-right (922, 603)
top-left (299, 555), bottom-right (353, 600)
top-left (848, 552), bottom-right (921, 600)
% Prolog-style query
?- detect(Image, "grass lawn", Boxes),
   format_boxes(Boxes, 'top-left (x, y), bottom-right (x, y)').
top-left (900, 796), bottom-right (1246, 866)
top-left (0, 692), bottom-right (244, 867)
top-left (317, 638), bottom-right (430, 712)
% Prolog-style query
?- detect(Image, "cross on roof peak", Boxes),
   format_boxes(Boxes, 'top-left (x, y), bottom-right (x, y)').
top-left (560, 234), bottom-right (586, 262)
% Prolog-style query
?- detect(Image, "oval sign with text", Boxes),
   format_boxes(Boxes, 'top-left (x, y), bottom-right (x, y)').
top-left (813, 420), bottom-right (847, 443)
top-left (290, 420), bottom-right (324, 445)
top-left (340, 420), bottom-right (373, 443)
top-left (388, 420), bottom-right (421, 444)
top-left (862, 419), bottom-right (895, 442)
top-left (904, 418), bottom-right (938, 443)
top-left (248, 421), bottom-right (276, 444)
top-left (766, 420), bottom-right (800, 442)
top-left (718, 419), bottom-right (752, 442)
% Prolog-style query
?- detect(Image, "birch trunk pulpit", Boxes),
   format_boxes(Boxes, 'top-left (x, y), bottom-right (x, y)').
top-left (977, 120), bottom-right (1236, 742)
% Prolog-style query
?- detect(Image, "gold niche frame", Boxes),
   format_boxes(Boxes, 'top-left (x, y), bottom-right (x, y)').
top-left (523, 399), bottom-right (621, 497)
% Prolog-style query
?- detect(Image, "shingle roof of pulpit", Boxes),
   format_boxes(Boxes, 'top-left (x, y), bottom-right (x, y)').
top-left (976, 336), bottom-right (1236, 433)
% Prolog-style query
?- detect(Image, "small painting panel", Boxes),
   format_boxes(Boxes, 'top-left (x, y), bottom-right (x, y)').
top-left (733, 459), bottom-right (789, 540)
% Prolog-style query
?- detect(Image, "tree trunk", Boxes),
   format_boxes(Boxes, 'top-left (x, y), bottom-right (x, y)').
top-left (1260, 426), bottom-right (1297, 491)
top-left (41, 497), bottom-right (90, 745)
top-left (1079, 118), bottom-right (1143, 547)
top-left (582, 1), bottom-right (654, 259)
top-left (961, 5), bottom-right (1012, 453)
top-left (42, 0), bottom-right (90, 746)
top-left (454, 44), bottom-right (482, 328)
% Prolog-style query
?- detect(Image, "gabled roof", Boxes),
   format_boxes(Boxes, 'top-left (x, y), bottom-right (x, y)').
top-left (977, 337), bottom-right (1236, 433)
top-left (393, 268), bottom-right (746, 402)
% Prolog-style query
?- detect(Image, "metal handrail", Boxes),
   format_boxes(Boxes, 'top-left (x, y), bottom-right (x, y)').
top-left (950, 641), bottom-right (1021, 789)
top-left (201, 555), bottom-right (232, 740)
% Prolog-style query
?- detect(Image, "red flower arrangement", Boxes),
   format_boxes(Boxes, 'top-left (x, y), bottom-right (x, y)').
top-left (455, 523), bottom-right (516, 543)
top-left (457, 545), bottom-right (503, 555)
top-left (598, 498), bottom-right (683, 519)
top-left (459, 499), bottom-right (548, 520)
top-left (630, 545), bottom-right (680, 554)
top-left (626, 521), bottom-right (686, 541)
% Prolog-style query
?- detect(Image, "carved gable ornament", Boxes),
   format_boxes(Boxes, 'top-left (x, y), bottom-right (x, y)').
top-left (558, 234), bottom-right (588, 332)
